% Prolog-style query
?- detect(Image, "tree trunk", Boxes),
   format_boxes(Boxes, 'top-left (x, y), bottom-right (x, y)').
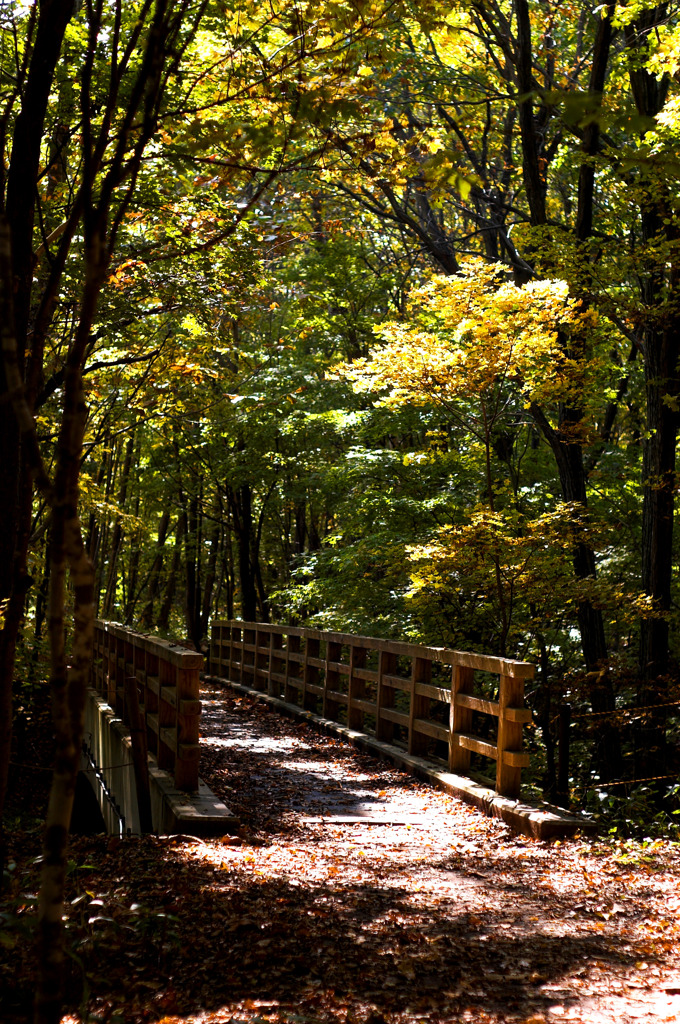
top-left (158, 518), bottom-right (183, 632)
top-left (101, 429), bottom-right (135, 618)
top-left (0, 0), bottom-right (74, 877)
top-left (138, 510), bottom-right (171, 628)
top-left (227, 483), bottom-right (258, 621)
top-left (627, 24), bottom-right (679, 678)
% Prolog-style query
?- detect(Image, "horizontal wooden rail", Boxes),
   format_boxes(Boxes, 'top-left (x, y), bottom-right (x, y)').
top-left (92, 620), bottom-right (202, 791)
top-left (209, 620), bottom-right (534, 798)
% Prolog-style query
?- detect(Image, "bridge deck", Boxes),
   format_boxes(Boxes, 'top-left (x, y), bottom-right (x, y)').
top-left (201, 676), bottom-right (595, 840)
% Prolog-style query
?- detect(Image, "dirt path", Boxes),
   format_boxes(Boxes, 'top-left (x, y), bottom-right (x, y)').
top-left (8, 683), bottom-right (676, 1024)
top-left (184, 684), bottom-right (680, 1024)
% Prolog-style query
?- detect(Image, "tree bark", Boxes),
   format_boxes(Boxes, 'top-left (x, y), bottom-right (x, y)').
top-left (627, 15), bottom-right (679, 679)
top-left (0, 0), bottom-right (74, 872)
top-left (101, 429), bottom-right (136, 618)
top-left (138, 510), bottom-right (171, 628)
top-left (227, 483), bottom-right (258, 622)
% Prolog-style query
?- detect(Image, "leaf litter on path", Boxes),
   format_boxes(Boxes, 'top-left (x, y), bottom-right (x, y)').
top-left (4, 685), bottom-right (680, 1024)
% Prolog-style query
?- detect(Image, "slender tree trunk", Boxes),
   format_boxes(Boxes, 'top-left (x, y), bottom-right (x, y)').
top-left (92, 440), bottom-right (119, 614)
top-left (0, 0), bottom-right (74, 876)
top-left (158, 517), bottom-right (183, 631)
top-left (123, 484), bottom-right (143, 624)
top-left (227, 483), bottom-right (258, 621)
top-left (627, 27), bottom-right (679, 677)
top-left (101, 429), bottom-right (135, 618)
top-left (184, 489), bottom-right (203, 649)
top-left (138, 510), bottom-right (170, 627)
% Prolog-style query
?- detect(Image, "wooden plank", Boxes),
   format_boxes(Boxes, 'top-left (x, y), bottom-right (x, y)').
top-left (147, 713), bottom-right (159, 734)
top-left (146, 675), bottom-right (160, 695)
top-left (348, 645), bottom-right (368, 731)
top-left (324, 689), bottom-right (348, 705)
top-left (408, 657), bottom-right (431, 756)
top-left (175, 662), bottom-right (200, 790)
top-left (178, 742), bottom-right (200, 760)
top-left (285, 634), bottom-right (302, 705)
top-left (254, 629), bottom-right (269, 693)
top-left (269, 632), bottom-right (284, 698)
top-left (413, 717), bottom-right (449, 743)
top-left (221, 619), bottom-right (534, 677)
top-left (229, 625), bottom-right (240, 682)
top-left (382, 673), bottom-right (411, 691)
top-left (352, 698), bottom-right (376, 715)
top-left (325, 660), bottom-right (350, 675)
top-left (376, 650), bottom-right (397, 743)
top-left (506, 706), bottom-right (532, 724)
top-left (323, 641), bottom-right (343, 721)
top-left (449, 651), bottom-right (534, 679)
top-left (503, 749), bottom-right (530, 768)
top-left (415, 681), bottom-right (450, 703)
top-left (354, 667), bottom-right (378, 682)
top-left (379, 707), bottom-right (409, 727)
top-left (449, 665), bottom-right (474, 773)
top-left (242, 628), bottom-right (256, 688)
top-left (303, 636), bottom-right (321, 712)
top-left (457, 733), bottom-right (498, 760)
top-left (160, 727), bottom-right (178, 754)
top-left (179, 699), bottom-right (201, 716)
top-left (157, 656), bottom-right (177, 773)
top-left (215, 623), bottom-right (223, 679)
top-left (496, 673), bottom-right (525, 797)
top-left (124, 661), bottom-right (152, 833)
top-left (455, 693), bottom-right (500, 717)
top-left (160, 685), bottom-right (177, 708)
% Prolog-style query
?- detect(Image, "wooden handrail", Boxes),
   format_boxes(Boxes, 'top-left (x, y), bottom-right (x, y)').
top-left (91, 620), bottom-right (202, 791)
top-left (209, 620), bottom-right (534, 798)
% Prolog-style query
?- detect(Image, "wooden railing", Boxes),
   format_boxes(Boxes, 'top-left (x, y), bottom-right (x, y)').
top-left (92, 621), bottom-right (202, 791)
top-left (209, 621), bottom-right (534, 798)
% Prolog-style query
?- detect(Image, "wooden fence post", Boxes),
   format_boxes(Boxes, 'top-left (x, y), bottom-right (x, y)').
top-left (348, 644), bottom-right (368, 730)
top-left (157, 654), bottom-right (176, 775)
top-left (286, 634), bottom-right (301, 704)
top-left (216, 622), bottom-right (224, 679)
top-left (376, 650), bottom-right (397, 743)
top-left (324, 640), bottom-right (342, 720)
top-left (408, 657), bottom-right (431, 756)
top-left (124, 652), bottom-right (152, 832)
top-left (228, 623), bottom-right (239, 682)
top-left (302, 636), bottom-right (320, 711)
top-left (243, 626), bottom-right (256, 687)
top-left (449, 664), bottom-right (474, 773)
top-left (496, 673), bottom-right (524, 798)
top-left (175, 657), bottom-right (201, 791)
top-left (269, 630), bottom-right (283, 697)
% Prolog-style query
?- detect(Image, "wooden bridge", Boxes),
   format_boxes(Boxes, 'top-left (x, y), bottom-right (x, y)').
top-left (208, 621), bottom-right (534, 800)
top-left (87, 619), bottom-right (594, 838)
